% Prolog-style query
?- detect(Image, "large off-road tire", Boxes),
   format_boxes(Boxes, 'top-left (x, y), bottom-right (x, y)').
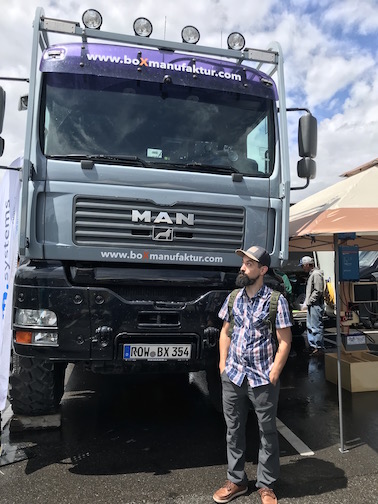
top-left (10, 355), bottom-right (67, 416)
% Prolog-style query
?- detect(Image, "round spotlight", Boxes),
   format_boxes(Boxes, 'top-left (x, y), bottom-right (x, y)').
top-left (181, 25), bottom-right (200, 44)
top-left (82, 9), bottom-right (103, 30)
top-left (133, 17), bottom-right (153, 37)
top-left (227, 32), bottom-right (245, 50)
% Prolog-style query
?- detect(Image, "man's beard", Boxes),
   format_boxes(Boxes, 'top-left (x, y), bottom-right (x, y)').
top-left (235, 271), bottom-right (259, 287)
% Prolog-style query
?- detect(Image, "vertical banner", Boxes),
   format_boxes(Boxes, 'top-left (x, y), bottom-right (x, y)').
top-left (0, 170), bottom-right (21, 411)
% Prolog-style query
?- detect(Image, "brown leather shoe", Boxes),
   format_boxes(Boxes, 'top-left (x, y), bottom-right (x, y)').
top-left (257, 487), bottom-right (278, 504)
top-left (213, 480), bottom-right (248, 503)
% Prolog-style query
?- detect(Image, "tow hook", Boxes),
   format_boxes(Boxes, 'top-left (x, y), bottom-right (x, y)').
top-left (203, 327), bottom-right (220, 348)
top-left (93, 326), bottom-right (113, 348)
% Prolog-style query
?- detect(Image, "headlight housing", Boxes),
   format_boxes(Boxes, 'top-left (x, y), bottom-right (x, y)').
top-left (14, 309), bottom-right (58, 346)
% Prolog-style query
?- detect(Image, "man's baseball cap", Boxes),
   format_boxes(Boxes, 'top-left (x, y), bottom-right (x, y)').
top-left (298, 255), bottom-right (314, 266)
top-left (235, 245), bottom-right (271, 268)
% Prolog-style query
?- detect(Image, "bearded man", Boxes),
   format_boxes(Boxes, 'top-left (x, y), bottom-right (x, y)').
top-left (213, 245), bottom-right (292, 504)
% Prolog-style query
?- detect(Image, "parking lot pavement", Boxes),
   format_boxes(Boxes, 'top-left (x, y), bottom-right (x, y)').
top-left (273, 335), bottom-right (378, 503)
top-left (1, 336), bottom-right (378, 504)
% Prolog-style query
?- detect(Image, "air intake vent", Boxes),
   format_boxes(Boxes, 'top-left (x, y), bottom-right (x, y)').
top-left (73, 197), bottom-right (244, 252)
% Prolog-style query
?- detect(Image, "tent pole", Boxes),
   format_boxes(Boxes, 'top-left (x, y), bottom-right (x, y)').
top-left (334, 234), bottom-right (347, 453)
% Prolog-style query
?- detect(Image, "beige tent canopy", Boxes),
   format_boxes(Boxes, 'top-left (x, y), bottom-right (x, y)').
top-left (289, 159), bottom-right (378, 453)
top-left (289, 161), bottom-right (378, 252)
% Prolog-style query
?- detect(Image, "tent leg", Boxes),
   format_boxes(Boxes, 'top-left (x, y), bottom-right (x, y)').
top-left (334, 235), bottom-right (348, 453)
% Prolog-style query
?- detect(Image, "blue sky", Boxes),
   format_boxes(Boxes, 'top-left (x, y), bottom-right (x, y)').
top-left (1, 0), bottom-right (378, 201)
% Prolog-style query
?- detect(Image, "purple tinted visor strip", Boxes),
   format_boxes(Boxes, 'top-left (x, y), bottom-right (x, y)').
top-left (40, 43), bottom-right (278, 100)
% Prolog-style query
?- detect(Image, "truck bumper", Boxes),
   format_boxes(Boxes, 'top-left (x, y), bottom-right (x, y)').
top-left (13, 261), bottom-right (233, 372)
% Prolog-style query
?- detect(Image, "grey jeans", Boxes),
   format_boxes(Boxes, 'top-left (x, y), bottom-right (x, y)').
top-left (221, 372), bottom-right (280, 489)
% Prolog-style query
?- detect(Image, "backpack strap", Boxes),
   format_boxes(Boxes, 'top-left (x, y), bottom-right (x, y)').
top-left (264, 290), bottom-right (281, 347)
top-left (227, 288), bottom-right (240, 337)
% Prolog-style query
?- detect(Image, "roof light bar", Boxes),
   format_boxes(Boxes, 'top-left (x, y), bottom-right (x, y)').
top-left (133, 17), bottom-right (153, 37)
top-left (181, 25), bottom-right (200, 44)
top-left (82, 9), bottom-right (103, 30)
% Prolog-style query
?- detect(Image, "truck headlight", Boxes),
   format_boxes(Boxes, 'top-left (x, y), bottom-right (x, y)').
top-left (14, 309), bottom-right (58, 346)
top-left (15, 309), bottom-right (57, 327)
top-left (33, 332), bottom-right (58, 345)
top-left (15, 330), bottom-right (58, 346)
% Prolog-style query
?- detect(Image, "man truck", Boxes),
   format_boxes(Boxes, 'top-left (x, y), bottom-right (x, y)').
top-left (0, 8), bottom-right (317, 415)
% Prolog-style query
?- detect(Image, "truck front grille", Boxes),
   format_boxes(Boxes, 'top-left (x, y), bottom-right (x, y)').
top-left (73, 197), bottom-right (244, 252)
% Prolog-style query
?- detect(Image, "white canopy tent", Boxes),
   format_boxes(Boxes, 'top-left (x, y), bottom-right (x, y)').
top-left (289, 162), bottom-right (378, 252)
top-left (289, 161), bottom-right (378, 452)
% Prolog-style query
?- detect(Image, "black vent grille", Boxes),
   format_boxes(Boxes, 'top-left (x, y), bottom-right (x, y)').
top-left (73, 197), bottom-right (244, 252)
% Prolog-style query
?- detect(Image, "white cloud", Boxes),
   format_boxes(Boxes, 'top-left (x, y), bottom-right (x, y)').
top-left (304, 53), bottom-right (374, 107)
top-left (319, 69), bottom-right (378, 166)
top-left (323, 0), bottom-right (378, 35)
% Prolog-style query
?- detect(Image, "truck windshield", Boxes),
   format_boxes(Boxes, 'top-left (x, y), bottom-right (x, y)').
top-left (41, 74), bottom-right (275, 177)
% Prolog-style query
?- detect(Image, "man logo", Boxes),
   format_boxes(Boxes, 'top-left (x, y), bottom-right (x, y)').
top-left (153, 228), bottom-right (173, 241)
top-left (132, 210), bottom-right (194, 226)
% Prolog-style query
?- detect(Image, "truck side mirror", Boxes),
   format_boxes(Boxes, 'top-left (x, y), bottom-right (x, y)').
top-left (297, 157), bottom-right (316, 179)
top-left (0, 86), bottom-right (6, 134)
top-left (298, 113), bottom-right (317, 158)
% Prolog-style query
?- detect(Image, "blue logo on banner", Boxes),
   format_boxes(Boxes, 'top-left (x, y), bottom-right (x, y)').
top-left (2, 284), bottom-right (8, 320)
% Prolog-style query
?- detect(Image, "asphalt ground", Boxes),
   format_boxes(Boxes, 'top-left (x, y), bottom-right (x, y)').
top-left (1, 332), bottom-right (378, 504)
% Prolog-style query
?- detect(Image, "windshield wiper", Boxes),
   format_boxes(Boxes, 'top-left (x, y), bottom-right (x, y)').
top-left (185, 162), bottom-right (240, 175)
top-left (147, 160), bottom-right (241, 175)
top-left (48, 154), bottom-right (150, 167)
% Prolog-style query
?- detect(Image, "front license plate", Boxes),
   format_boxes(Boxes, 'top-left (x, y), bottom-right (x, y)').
top-left (123, 344), bottom-right (191, 361)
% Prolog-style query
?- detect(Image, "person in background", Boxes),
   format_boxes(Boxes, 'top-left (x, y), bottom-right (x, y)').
top-left (298, 256), bottom-right (325, 356)
top-left (213, 245), bottom-right (292, 504)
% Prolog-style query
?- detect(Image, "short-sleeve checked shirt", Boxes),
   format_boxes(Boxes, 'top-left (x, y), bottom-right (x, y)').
top-left (218, 284), bottom-right (292, 388)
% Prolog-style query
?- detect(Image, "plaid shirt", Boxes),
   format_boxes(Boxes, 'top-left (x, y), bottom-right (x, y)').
top-left (218, 284), bottom-right (292, 388)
